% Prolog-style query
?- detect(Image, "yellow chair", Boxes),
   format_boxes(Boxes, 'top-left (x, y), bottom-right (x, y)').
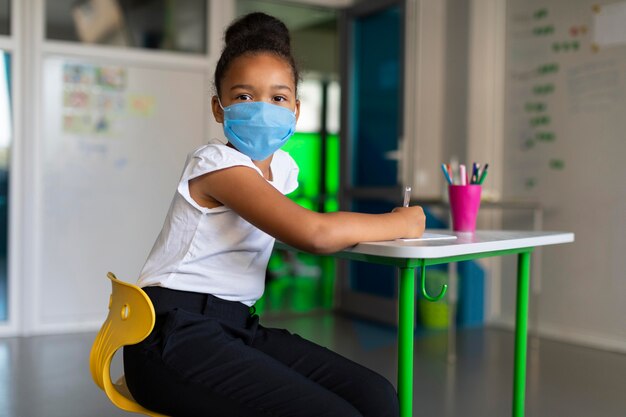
top-left (90, 272), bottom-right (169, 417)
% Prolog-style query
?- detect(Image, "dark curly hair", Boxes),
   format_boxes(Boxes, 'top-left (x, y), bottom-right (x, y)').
top-left (214, 12), bottom-right (300, 97)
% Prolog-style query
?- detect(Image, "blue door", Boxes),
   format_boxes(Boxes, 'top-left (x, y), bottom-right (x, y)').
top-left (340, 0), bottom-right (405, 307)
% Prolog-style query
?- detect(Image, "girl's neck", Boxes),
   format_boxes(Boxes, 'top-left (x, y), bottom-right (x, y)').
top-left (254, 157), bottom-right (273, 181)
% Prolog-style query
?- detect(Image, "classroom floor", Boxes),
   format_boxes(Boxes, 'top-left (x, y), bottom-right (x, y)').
top-left (1, 312), bottom-right (625, 417)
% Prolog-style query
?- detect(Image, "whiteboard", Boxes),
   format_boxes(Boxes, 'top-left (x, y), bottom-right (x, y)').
top-left (502, 0), bottom-right (626, 348)
top-left (37, 57), bottom-right (206, 327)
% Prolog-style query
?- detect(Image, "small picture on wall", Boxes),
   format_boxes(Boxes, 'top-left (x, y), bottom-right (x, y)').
top-left (63, 63), bottom-right (95, 85)
top-left (96, 66), bottom-right (126, 91)
top-left (63, 90), bottom-right (92, 109)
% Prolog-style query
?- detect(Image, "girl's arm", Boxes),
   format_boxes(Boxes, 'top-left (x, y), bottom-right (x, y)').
top-left (189, 165), bottom-right (425, 254)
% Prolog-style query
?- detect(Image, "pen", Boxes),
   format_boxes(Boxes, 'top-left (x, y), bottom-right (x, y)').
top-left (459, 164), bottom-right (467, 185)
top-left (446, 163), bottom-right (453, 184)
top-left (471, 162), bottom-right (480, 184)
top-left (403, 186), bottom-right (412, 207)
top-left (441, 163), bottom-right (453, 185)
top-left (478, 163), bottom-right (489, 184)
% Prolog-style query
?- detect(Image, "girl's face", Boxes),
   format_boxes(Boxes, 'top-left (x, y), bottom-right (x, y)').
top-left (212, 52), bottom-right (300, 123)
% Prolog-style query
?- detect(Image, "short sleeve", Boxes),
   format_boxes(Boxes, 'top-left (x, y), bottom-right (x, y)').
top-left (176, 144), bottom-right (261, 213)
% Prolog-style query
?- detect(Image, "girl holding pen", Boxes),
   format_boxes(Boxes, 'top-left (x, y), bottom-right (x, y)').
top-left (124, 12), bottom-right (424, 417)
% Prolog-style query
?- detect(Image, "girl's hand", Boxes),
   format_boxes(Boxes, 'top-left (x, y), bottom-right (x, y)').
top-left (391, 206), bottom-right (426, 238)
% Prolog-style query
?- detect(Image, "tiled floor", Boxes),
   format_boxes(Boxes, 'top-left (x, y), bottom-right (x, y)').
top-left (1, 312), bottom-right (625, 417)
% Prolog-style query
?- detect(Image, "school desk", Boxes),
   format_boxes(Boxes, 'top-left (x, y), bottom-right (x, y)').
top-left (277, 229), bottom-right (574, 417)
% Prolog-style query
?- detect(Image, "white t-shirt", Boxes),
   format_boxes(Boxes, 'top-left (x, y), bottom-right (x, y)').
top-left (137, 139), bottom-right (299, 306)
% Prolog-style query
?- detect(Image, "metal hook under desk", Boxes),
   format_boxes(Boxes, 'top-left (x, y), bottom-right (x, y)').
top-left (419, 260), bottom-right (448, 302)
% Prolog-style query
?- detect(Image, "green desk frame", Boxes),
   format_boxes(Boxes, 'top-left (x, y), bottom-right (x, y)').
top-left (335, 247), bottom-right (533, 417)
top-left (277, 230), bottom-right (573, 417)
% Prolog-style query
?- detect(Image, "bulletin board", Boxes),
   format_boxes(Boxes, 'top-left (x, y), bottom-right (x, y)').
top-left (36, 57), bottom-right (206, 328)
top-left (502, 0), bottom-right (626, 345)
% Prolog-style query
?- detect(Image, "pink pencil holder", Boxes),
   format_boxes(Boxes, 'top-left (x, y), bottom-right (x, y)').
top-left (448, 185), bottom-right (482, 232)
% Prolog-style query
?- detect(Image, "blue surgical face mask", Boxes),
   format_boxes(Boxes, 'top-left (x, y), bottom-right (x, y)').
top-left (218, 99), bottom-right (297, 161)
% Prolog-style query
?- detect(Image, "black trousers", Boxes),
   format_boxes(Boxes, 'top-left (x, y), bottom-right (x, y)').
top-left (123, 287), bottom-right (399, 417)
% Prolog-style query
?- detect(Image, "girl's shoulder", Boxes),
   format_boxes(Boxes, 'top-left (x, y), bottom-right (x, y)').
top-left (182, 140), bottom-right (260, 181)
top-left (192, 139), bottom-right (252, 166)
top-left (180, 140), bottom-right (298, 197)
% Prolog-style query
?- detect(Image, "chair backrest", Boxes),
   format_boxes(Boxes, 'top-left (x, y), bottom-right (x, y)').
top-left (89, 272), bottom-right (165, 416)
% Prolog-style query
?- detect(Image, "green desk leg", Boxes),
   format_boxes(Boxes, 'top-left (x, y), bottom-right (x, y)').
top-left (398, 267), bottom-right (415, 417)
top-left (513, 251), bottom-right (532, 417)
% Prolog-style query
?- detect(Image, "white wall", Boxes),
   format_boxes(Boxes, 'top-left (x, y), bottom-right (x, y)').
top-left (498, 0), bottom-right (626, 353)
top-left (468, 0), bottom-right (626, 353)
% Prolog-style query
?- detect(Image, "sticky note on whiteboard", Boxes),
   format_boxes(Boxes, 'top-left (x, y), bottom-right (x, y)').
top-left (593, 1), bottom-right (626, 48)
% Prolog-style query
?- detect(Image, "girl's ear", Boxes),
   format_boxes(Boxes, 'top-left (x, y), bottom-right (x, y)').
top-left (211, 95), bottom-right (224, 123)
top-left (295, 99), bottom-right (301, 123)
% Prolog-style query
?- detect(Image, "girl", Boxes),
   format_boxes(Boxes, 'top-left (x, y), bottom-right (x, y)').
top-left (124, 12), bottom-right (425, 417)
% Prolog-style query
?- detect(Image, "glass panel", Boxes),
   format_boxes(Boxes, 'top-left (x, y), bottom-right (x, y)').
top-left (352, 5), bottom-right (402, 187)
top-left (0, 51), bottom-right (11, 321)
top-left (326, 80), bottom-right (340, 134)
top-left (45, 0), bottom-right (207, 54)
top-left (344, 3), bottom-right (403, 299)
top-left (0, 0), bottom-right (9, 36)
top-left (297, 79), bottom-right (322, 133)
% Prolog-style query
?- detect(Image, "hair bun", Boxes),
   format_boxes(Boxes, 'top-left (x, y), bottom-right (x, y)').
top-left (214, 12), bottom-right (300, 96)
top-left (224, 12), bottom-right (291, 55)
